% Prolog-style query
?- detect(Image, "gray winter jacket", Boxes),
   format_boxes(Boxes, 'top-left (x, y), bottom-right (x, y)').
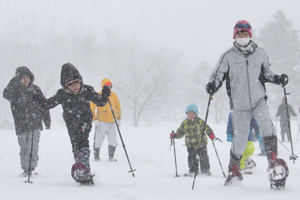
top-left (209, 42), bottom-right (279, 110)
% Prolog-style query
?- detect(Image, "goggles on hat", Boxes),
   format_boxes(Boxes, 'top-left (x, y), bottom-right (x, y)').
top-left (104, 82), bottom-right (112, 86)
top-left (234, 23), bottom-right (251, 29)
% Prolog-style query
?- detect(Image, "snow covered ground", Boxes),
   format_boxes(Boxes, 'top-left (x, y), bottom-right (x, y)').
top-left (1, 119), bottom-right (300, 200)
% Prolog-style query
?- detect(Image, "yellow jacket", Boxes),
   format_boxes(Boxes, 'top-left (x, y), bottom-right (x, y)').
top-left (90, 78), bottom-right (121, 123)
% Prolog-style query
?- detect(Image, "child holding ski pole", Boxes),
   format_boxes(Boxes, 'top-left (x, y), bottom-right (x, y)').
top-left (35, 63), bottom-right (110, 185)
top-left (170, 104), bottom-right (215, 176)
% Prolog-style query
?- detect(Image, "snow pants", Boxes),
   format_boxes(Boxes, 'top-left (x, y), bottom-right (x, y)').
top-left (17, 129), bottom-right (41, 172)
top-left (279, 119), bottom-right (290, 141)
top-left (93, 122), bottom-right (118, 148)
top-left (231, 99), bottom-right (276, 158)
top-left (187, 146), bottom-right (210, 174)
top-left (239, 141), bottom-right (255, 170)
top-left (67, 122), bottom-right (92, 171)
top-left (256, 133), bottom-right (266, 154)
top-left (75, 147), bottom-right (91, 171)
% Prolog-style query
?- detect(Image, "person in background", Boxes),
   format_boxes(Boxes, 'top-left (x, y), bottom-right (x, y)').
top-left (170, 104), bottom-right (215, 177)
top-left (90, 78), bottom-right (121, 161)
top-left (3, 66), bottom-right (51, 176)
top-left (276, 97), bottom-right (297, 142)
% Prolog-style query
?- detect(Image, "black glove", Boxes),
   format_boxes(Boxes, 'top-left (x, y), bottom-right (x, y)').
top-left (274, 74), bottom-right (289, 87)
top-left (206, 82), bottom-right (216, 95)
top-left (46, 126), bottom-right (50, 129)
top-left (102, 86), bottom-right (111, 99)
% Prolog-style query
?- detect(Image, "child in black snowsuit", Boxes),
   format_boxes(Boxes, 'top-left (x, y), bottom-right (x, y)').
top-left (37, 63), bottom-right (110, 183)
top-left (3, 66), bottom-right (51, 176)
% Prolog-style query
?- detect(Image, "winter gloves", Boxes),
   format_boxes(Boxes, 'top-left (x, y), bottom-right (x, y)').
top-left (274, 74), bottom-right (289, 87)
top-left (206, 82), bottom-right (216, 96)
top-left (209, 133), bottom-right (215, 140)
top-left (170, 132), bottom-right (178, 139)
top-left (102, 86), bottom-right (111, 100)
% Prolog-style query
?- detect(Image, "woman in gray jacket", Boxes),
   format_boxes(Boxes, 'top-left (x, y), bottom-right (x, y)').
top-left (206, 20), bottom-right (289, 188)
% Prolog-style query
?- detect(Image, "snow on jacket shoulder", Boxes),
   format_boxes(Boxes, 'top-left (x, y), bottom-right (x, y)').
top-left (176, 117), bottom-right (213, 149)
top-left (209, 42), bottom-right (278, 110)
top-left (3, 67), bottom-right (51, 134)
top-left (45, 84), bottom-right (108, 125)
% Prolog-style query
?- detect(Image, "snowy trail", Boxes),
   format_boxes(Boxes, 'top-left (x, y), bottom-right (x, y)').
top-left (1, 120), bottom-right (300, 200)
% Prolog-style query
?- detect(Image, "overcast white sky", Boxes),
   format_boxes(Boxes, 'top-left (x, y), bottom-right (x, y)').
top-left (1, 0), bottom-right (300, 65)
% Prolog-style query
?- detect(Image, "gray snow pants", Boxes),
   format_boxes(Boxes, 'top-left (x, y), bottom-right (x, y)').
top-left (17, 129), bottom-right (41, 172)
top-left (231, 99), bottom-right (276, 157)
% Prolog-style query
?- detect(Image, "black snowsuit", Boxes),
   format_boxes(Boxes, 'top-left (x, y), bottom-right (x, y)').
top-left (38, 63), bottom-right (108, 171)
top-left (3, 66), bottom-right (51, 172)
top-left (276, 99), bottom-right (297, 142)
top-left (3, 66), bottom-right (51, 134)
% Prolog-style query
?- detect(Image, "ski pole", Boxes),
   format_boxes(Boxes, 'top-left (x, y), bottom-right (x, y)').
top-left (170, 131), bottom-right (180, 177)
top-left (211, 139), bottom-right (226, 178)
top-left (283, 87), bottom-right (297, 163)
top-left (296, 116), bottom-right (300, 142)
top-left (192, 95), bottom-right (213, 190)
top-left (277, 138), bottom-right (294, 155)
top-left (107, 99), bottom-right (136, 177)
top-left (25, 128), bottom-right (35, 183)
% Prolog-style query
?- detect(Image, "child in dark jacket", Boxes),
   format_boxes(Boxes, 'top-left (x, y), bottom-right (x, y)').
top-left (3, 66), bottom-right (51, 176)
top-left (170, 104), bottom-right (215, 176)
top-left (37, 63), bottom-right (110, 184)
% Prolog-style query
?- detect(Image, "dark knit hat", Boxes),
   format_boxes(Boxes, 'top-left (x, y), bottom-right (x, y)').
top-left (64, 76), bottom-right (81, 88)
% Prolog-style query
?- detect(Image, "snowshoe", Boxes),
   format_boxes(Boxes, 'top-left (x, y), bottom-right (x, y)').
top-left (240, 169), bottom-right (252, 175)
top-left (268, 158), bottom-right (289, 190)
top-left (200, 171), bottom-right (212, 176)
top-left (19, 170), bottom-right (39, 177)
top-left (71, 162), bottom-right (94, 185)
top-left (245, 158), bottom-right (256, 169)
top-left (19, 171), bottom-right (28, 177)
top-left (184, 172), bottom-right (194, 177)
top-left (224, 166), bottom-right (243, 186)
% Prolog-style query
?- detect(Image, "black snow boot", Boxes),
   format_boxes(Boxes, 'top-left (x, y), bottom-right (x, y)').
top-left (263, 135), bottom-right (278, 163)
top-left (108, 145), bottom-right (117, 161)
top-left (94, 147), bottom-right (100, 161)
top-left (224, 151), bottom-right (243, 186)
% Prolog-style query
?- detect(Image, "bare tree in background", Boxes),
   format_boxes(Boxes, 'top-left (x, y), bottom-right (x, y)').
top-left (187, 61), bottom-right (229, 124)
top-left (111, 42), bottom-right (180, 127)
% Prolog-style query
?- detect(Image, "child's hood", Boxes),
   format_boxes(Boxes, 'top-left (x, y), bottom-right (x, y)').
top-left (15, 66), bottom-right (34, 86)
top-left (60, 63), bottom-right (83, 88)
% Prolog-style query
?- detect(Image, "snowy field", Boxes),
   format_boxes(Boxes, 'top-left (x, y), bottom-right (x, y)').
top-left (1, 119), bottom-right (300, 200)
